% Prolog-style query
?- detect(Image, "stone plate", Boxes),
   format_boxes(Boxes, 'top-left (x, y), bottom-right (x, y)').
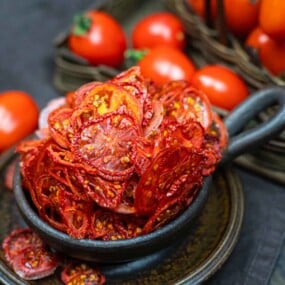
top-left (0, 151), bottom-right (244, 285)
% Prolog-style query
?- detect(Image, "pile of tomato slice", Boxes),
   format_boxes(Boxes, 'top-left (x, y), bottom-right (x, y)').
top-left (17, 66), bottom-right (227, 240)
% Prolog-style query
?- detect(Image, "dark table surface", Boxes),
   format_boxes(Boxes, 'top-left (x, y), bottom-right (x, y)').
top-left (0, 1), bottom-right (284, 285)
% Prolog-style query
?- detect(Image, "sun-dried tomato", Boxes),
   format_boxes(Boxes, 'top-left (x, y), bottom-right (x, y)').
top-left (78, 83), bottom-right (142, 123)
top-left (48, 107), bottom-right (74, 149)
top-left (135, 146), bottom-right (203, 215)
top-left (72, 112), bottom-right (139, 180)
top-left (77, 172), bottom-right (126, 209)
top-left (2, 228), bottom-right (59, 280)
top-left (2, 228), bottom-right (44, 265)
top-left (157, 82), bottom-right (212, 129)
top-left (143, 180), bottom-right (201, 233)
top-left (12, 246), bottom-right (59, 280)
top-left (61, 262), bottom-right (105, 285)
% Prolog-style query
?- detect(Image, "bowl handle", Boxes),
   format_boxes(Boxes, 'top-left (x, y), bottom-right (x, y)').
top-left (221, 86), bottom-right (285, 164)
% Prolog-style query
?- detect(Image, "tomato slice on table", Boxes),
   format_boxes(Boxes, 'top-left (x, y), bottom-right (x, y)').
top-left (61, 262), bottom-right (105, 285)
top-left (2, 228), bottom-right (59, 280)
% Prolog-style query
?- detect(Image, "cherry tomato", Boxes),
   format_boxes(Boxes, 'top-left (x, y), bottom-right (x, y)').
top-left (68, 11), bottom-right (127, 68)
top-left (131, 12), bottom-right (186, 50)
top-left (246, 27), bottom-right (285, 76)
top-left (191, 65), bottom-right (249, 111)
top-left (224, 0), bottom-right (261, 39)
top-left (188, 0), bottom-right (261, 38)
top-left (187, 0), bottom-right (217, 20)
top-left (138, 46), bottom-right (196, 86)
top-left (259, 0), bottom-right (285, 42)
top-left (0, 90), bottom-right (39, 152)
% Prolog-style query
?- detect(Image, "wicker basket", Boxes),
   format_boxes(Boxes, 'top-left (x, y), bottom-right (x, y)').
top-left (166, 0), bottom-right (285, 90)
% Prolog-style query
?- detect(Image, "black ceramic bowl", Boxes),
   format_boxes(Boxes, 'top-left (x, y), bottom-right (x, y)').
top-left (14, 87), bottom-right (285, 263)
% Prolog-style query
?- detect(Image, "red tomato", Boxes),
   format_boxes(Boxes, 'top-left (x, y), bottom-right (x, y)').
top-left (191, 65), bottom-right (249, 111)
top-left (188, 0), bottom-right (261, 38)
top-left (224, 0), bottom-right (261, 38)
top-left (68, 11), bottom-right (127, 68)
top-left (246, 27), bottom-right (285, 76)
top-left (138, 46), bottom-right (196, 86)
top-left (0, 90), bottom-right (39, 152)
top-left (259, 0), bottom-right (285, 42)
top-left (132, 12), bottom-right (186, 50)
top-left (187, 0), bottom-right (217, 19)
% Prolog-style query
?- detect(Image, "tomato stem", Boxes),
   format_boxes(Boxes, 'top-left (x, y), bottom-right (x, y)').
top-left (72, 14), bottom-right (91, 36)
top-left (125, 49), bottom-right (149, 62)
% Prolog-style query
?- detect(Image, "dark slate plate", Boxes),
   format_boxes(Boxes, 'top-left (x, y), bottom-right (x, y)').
top-left (0, 151), bottom-right (244, 285)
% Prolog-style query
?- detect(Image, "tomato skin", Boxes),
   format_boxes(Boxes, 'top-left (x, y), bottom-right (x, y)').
top-left (246, 27), bottom-right (285, 76)
top-left (259, 0), bottom-right (285, 42)
top-left (138, 46), bottom-right (196, 86)
top-left (132, 12), bottom-right (186, 51)
top-left (191, 65), bottom-right (249, 111)
top-left (0, 91), bottom-right (39, 151)
top-left (68, 11), bottom-right (127, 68)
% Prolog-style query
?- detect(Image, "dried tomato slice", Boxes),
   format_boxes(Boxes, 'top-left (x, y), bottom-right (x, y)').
top-left (143, 179), bottom-right (201, 233)
top-left (76, 172), bottom-right (126, 209)
top-left (12, 246), bottom-right (59, 280)
top-left (72, 112), bottom-right (139, 180)
top-left (90, 209), bottom-right (117, 239)
top-left (48, 107), bottom-right (74, 148)
top-left (157, 118), bottom-right (205, 151)
top-left (2, 228), bottom-right (44, 265)
top-left (157, 82), bottom-right (213, 129)
top-left (135, 146), bottom-right (203, 215)
top-left (73, 81), bottom-right (103, 107)
top-left (207, 112), bottom-right (228, 151)
top-left (78, 83), bottom-right (142, 123)
top-left (61, 262), bottom-right (105, 285)
top-left (111, 66), bottom-right (153, 128)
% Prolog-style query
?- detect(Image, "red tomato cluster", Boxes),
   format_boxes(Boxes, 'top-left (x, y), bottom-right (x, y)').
top-left (17, 67), bottom-right (227, 240)
top-left (188, 0), bottom-right (285, 76)
top-left (0, 90), bottom-right (39, 152)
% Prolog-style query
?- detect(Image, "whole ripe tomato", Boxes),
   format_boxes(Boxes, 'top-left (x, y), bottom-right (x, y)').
top-left (131, 12), bottom-right (186, 51)
top-left (191, 65), bottom-right (249, 111)
top-left (138, 46), bottom-right (196, 86)
top-left (0, 91), bottom-right (39, 152)
top-left (187, 0), bottom-right (217, 20)
top-left (224, 0), bottom-right (261, 39)
top-left (188, 0), bottom-right (260, 39)
top-left (246, 27), bottom-right (285, 76)
top-left (68, 11), bottom-right (127, 68)
top-left (259, 0), bottom-right (285, 42)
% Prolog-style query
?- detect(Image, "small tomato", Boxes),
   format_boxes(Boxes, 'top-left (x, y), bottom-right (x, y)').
top-left (131, 12), bottom-right (186, 51)
top-left (246, 27), bottom-right (285, 76)
top-left (0, 90), bottom-right (39, 151)
top-left (191, 65), bottom-right (249, 111)
top-left (68, 11), bottom-right (127, 68)
top-left (138, 46), bottom-right (196, 86)
top-left (259, 0), bottom-right (285, 42)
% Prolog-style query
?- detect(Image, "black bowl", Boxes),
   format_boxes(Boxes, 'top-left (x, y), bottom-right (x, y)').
top-left (14, 87), bottom-right (285, 263)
